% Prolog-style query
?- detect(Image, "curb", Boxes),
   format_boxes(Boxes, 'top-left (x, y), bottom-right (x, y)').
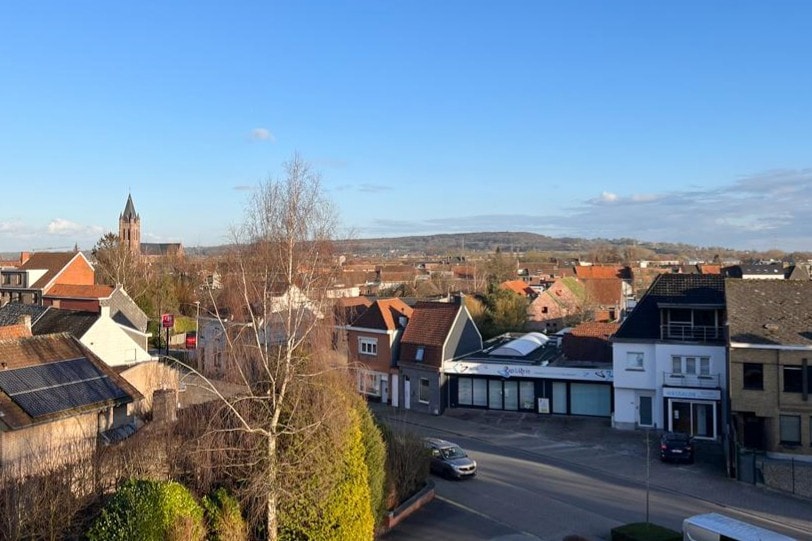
top-left (381, 480), bottom-right (436, 533)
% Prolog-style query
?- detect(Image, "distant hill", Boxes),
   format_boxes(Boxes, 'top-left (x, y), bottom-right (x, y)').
top-left (333, 232), bottom-right (732, 259)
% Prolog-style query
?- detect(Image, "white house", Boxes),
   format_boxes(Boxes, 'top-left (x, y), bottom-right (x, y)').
top-left (611, 274), bottom-right (727, 440)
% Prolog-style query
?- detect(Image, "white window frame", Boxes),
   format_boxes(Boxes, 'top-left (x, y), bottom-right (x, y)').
top-left (359, 337), bottom-right (378, 356)
top-left (626, 352), bottom-right (644, 371)
top-left (671, 355), bottom-right (711, 376)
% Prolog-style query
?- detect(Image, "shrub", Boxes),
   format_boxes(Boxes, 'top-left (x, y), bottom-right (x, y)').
top-left (611, 522), bottom-right (681, 541)
top-left (279, 411), bottom-right (374, 540)
top-left (356, 399), bottom-right (388, 529)
top-left (202, 487), bottom-right (248, 541)
top-left (380, 424), bottom-right (430, 507)
top-left (86, 479), bottom-right (205, 541)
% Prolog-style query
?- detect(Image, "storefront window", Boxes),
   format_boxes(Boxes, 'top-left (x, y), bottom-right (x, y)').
top-left (488, 382), bottom-right (503, 410)
top-left (520, 381), bottom-right (535, 410)
top-left (457, 377), bottom-right (473, 406)
top-left (473, 379), bottom-right (488, 406)
top-left (504, 381), bottom-right (518, 411)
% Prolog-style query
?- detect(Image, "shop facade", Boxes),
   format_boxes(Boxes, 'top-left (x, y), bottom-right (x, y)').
top-left (446, 361), bottom-right (613, 417)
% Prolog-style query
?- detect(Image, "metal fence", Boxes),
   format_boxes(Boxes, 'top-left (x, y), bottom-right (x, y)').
top-left (737, 447), bottom-right (812, 499)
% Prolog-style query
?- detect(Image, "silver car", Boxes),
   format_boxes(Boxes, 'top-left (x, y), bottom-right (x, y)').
top-left (423, 437), bottom-right (477, 479)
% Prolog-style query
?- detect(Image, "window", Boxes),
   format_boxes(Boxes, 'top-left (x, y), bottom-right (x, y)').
top-left (699, 358), bottom-right (710, 376)
top-left (783, 367), bottom-right (803, 393)
top-left (626, 352), bottom-right (644, 370)
top-left (415, 346), bottom-right (424, 361)
top-left (418, 378), bottom-right (430, 404)
top-left (671, 355), bottom-right (711, 375)
top-left (457, 377), bottom-right (473, 405)
top-left (779, 415), bottom-right (801, 445)
top-left (542, 306), bottom-right (549, 314)
top-left (743, 363), bottom-right (764, 390)
top-left (359, 337), bottom-right (377, 356)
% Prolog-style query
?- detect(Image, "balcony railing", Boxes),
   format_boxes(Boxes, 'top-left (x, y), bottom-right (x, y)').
top-left (661, 324), bottom-right (724, 342)
top-left (663, 372), bottom-right (720, 388)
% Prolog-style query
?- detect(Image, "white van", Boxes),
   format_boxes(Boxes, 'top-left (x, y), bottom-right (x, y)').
top-left (683, 513), bottom-right (796, 541)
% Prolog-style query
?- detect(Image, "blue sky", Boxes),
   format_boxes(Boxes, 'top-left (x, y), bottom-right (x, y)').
top-left (2, 1), bottom-right (812, 253)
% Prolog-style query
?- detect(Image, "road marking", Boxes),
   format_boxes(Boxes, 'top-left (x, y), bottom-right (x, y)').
top-left (435, 494), bottom-right (542, 541)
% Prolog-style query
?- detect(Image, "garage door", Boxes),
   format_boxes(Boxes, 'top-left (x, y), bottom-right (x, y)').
top-left (569, 383), bottom-right (611, 417)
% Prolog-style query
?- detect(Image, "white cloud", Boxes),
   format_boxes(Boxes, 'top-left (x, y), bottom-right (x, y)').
top-left (47, 219), bottom-right (103, 237)
top-left (599, 191), bottom-right (618, 203)
top-left (47, 219), bottom-right (84, 234)
top-left (250, 128), bottom-right (275, 142)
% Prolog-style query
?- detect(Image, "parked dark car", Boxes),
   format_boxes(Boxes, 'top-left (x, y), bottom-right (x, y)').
top-left (423, 437), bottom-right (477, 479)
top-left (660, 432), bottom-right (694, 463)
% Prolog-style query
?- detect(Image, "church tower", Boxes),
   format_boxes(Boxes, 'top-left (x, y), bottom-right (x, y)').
top-left (119, 193), bottom-right (141, 255)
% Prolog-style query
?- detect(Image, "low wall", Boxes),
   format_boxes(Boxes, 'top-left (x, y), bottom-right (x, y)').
top-left (382, 480), bottom-right (435, 532)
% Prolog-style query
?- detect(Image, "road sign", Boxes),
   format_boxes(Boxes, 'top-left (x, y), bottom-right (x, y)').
top-left (161, 313), bottom-right (175, 328)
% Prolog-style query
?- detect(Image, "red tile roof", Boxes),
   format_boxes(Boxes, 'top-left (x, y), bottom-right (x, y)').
top-left (568, 321), bottom-right (620, 339)
top-left (583, 278), bottom-right (623, 305)
top-left (353, 298), bottom-right (413, 330)
top-left (401, 301), bottom-right (460, 347)
top-left (0, 324), bottom-right (32, 340)
top-left (45, 284), bottom-right (115, 299)
top-left (574, 265), bottom-right (625, 279)
top-left (19, 252), bottom-right (88, 289)
top-left (500, 280), bottom-right (535, 297)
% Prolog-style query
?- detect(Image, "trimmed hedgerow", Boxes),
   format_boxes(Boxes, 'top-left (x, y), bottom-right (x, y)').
top-left (86, 479), bottom-right (204, 541)
top-left (202, 487), bottom-right (248, 541)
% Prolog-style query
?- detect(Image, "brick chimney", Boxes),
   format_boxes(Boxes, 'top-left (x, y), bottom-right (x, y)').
top-left (17, 315), bottom-right (31, 331)
top-left (19, 252), bottom-right (30, 265)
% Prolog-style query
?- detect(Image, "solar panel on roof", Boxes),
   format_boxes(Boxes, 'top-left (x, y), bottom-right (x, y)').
top-left (0, 358), bottom-right (129, 418)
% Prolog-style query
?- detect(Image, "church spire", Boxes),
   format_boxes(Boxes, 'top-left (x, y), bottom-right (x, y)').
top-left (121, 193), bottom-right (138, 221)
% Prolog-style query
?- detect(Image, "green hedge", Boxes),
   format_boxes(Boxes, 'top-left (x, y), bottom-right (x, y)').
top-left (611, 522), bottom-right (681, 541)
top-left (202, 488), bottom-right (247, 541)
top-left (87, 479), bottom-right (205, 541)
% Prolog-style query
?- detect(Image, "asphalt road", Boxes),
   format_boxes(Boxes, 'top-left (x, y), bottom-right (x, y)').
top-left (379, 418), bottom-right (811, 541)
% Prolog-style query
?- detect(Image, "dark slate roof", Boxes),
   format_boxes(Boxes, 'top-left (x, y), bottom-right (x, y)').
top-left (140, 243), bottom-right (182, 256)
top-left (786, 264), bottom-right (811, 281)
top-left (31, 309), bottom-right (99, 338)
top-left (613, 274), bottom-right (725, 340)
top-left (0, 333), bottom-right (141, 429)
top-left (0, 303), bottom-right (50, 326)
top-left (121, 193), bottom-right (138, 220)
top-left (104, 287), bottom-right (149, 332)
top-left (726, 279), bottom-right (812, 346)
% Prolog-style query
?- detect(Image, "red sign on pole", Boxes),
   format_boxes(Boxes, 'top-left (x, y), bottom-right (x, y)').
top-left (161, 313), bottom-right (175, 328)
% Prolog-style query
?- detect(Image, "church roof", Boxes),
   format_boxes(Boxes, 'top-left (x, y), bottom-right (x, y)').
top-left (121, 194), bottom-right (138, 220)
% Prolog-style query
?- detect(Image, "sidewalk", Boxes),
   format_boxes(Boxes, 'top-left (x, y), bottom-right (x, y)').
top-left (370, 403), bottom-right (812, 537)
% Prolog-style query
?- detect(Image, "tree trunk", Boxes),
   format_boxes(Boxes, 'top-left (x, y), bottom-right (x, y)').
top-left (267, 431), bottom-right (278, 541)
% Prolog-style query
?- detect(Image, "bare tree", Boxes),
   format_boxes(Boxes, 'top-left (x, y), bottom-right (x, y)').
top-left (92, 232), bottom-right (150, 300)
top-left (184, 154), bottom-right (355, 540)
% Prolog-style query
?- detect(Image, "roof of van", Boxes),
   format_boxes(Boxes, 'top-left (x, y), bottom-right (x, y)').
top-left (683, 513), bottom-right (796, 541)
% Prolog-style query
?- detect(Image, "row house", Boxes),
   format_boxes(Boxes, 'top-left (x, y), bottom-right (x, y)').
top-left (0, 251), bottom-right (94, 306)
top-left (612, 274), bottom-right (727, 440)
top-left (726, 279), bottom-right (812, 455)
top-left (347, 298), bottom-right (412, 404)
top-left (397, 298), bottom-right (483, 415)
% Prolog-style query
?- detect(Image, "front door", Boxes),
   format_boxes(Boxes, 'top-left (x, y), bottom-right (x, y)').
top-left (381, 378), bottom-right (389, 404)
top-left (404, 377), bottom-right (411, 410)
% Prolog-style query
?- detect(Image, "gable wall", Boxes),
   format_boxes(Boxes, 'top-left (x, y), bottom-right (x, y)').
top-left (82, 317), bottom-right (152, 366)
top-left (54, 257), bottom-right (94, 286)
